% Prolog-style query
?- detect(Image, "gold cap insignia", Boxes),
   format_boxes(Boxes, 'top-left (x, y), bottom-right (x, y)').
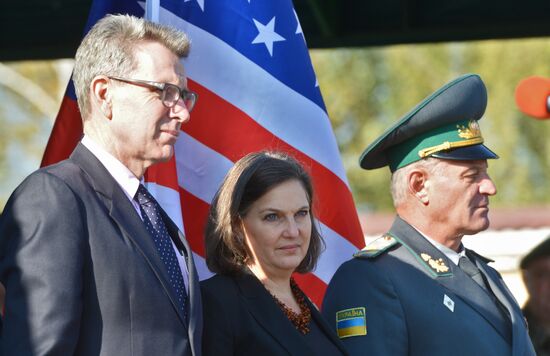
top-left (457, 120), bottom-right (482, 140)
top-left (420, 253), bottom-right (450, 273)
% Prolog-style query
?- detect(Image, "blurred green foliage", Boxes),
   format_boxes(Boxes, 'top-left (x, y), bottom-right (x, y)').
top-left (311, 38), bottom-right (550, 212)
top-left (0, 61), bottom-right (65, 209)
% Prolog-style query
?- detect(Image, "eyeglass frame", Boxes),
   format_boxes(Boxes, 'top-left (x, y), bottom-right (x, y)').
top-left (108, 76), bottom-right (198, 112)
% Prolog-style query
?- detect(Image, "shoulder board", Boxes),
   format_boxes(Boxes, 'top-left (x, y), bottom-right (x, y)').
top-left (354, 234), bottom-right (399, 259)
top-left (467, 249), bottom-right (494, 263)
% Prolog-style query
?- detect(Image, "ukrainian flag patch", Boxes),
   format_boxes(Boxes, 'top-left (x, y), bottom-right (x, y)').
top-left (336, 307), bottom-right (367, 338)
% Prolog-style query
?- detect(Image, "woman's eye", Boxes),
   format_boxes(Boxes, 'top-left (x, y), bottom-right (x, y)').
top-left (264, 213), bottom-right (278, 221)
top-left (296, 209), bottom-right (309, 218)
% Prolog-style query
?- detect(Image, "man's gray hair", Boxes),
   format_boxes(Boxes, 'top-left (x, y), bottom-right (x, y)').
top-left (73, 14), bottom-right (190, 120)
top-left (390, 157), bottom-right (443, 207)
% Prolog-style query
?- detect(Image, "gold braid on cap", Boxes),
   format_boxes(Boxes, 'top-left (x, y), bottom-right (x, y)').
top-left (418, 121), bottom-right (484, 158)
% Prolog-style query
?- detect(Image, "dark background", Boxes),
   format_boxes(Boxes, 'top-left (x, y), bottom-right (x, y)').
top-left (3, 0), bottom-right (550, 61)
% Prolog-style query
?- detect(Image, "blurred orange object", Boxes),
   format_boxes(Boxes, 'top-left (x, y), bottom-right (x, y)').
top-left (515, 76), bottom-right (550, 119)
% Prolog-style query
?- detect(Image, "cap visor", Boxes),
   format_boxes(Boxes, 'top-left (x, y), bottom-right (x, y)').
top-left (431, 144), bottom-right (498, 161)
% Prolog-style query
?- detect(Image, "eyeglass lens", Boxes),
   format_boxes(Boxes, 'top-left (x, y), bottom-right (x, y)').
top-left (162, 84), bottom-right (196, 111)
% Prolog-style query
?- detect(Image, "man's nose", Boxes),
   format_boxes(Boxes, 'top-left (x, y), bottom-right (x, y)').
top-left (170, 98), bottom-right (191, 124)
top-left (479, 175), bottom-right (497, 196)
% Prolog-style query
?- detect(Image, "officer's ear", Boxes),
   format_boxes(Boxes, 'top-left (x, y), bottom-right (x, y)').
top-left (408, 169), bottom-right (429, 205)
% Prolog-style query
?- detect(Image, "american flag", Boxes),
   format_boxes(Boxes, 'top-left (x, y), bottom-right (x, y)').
top-left (41, 0), bottom-right (364, 306)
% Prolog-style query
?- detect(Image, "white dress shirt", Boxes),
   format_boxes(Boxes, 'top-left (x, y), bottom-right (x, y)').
top-left (81, 136), bottom-right (188, 292)
top-left (408, 222), bottom-right (466, 266)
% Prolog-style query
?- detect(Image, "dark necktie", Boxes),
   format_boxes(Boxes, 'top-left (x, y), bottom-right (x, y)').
top-left (458, 255), bottom-right (488, 292)
top-left (458, 253), bottom-right (511, 323)
top-left (135, 184), bottom-right (187, 320)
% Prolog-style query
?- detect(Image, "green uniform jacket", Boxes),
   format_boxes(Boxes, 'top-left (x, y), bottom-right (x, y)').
top-left (322, 216), bottom-right (535, 356)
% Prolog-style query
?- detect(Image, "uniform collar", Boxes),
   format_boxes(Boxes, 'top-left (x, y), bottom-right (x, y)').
top-left (413, 225), bottom-right (466, 266)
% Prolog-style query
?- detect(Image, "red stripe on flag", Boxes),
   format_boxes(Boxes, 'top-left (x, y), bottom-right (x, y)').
top-left (184, 80), bottom-right (364, 249)
top-left (293, 272), bottom-right (328, 308)
top-left (179, 187), bottom-right (209, 257)
top-left (41, 95), bottom-right (83, 167)
top-left (144, 155), bottom-right (179, 189)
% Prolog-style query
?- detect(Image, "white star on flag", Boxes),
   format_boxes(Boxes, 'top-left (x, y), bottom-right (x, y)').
top-left (184, 0), bottom-right (204, 11)
top-left (252, 17), bottom-right (286, 56)
top-left (294, 9), bottom-right (303, 36)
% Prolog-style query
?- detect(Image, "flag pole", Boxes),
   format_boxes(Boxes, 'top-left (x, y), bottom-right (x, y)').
top-left (145, 0), bottom-right (160, 22)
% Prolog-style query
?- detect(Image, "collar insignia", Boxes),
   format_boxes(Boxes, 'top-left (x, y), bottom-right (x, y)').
top-left (420, 253), bottom-right (450, 273)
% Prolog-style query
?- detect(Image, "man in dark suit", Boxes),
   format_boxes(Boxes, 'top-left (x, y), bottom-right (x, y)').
top-left (322, 74), bottom-right (535, 355)
top-left (0, 14), bottom-right (202, 355)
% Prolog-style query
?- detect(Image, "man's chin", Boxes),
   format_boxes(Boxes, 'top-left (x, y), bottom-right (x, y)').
top-left (152, 146), bottom-right (175, 164)
top-left (465, 220), bottom-right (491, 235)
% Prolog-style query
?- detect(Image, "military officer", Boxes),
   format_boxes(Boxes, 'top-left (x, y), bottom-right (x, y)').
top-left (322, 74), bottom-right (535, 356)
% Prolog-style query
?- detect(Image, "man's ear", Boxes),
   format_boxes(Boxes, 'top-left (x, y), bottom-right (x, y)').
top-left (91, 76), bottom-right (112, 119)
top-left (408, 169), bottom-right (429, 205)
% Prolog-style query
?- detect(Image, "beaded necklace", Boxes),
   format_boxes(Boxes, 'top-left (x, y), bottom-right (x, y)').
top-left (266, 278), bottom-right (311, 334)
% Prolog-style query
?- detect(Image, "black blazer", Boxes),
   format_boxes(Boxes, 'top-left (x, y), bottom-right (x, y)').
top-left (201, 272), bottom-right (347, 356)
top-left (0, 143), bottom-right (202, 355)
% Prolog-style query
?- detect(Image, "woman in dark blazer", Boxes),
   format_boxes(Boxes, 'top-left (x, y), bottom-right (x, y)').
top-left (201, 152), bottom-right (347, 356)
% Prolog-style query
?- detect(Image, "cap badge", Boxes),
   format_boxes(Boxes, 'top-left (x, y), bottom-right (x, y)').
top-left (457, 120), bottom-right (481, 140)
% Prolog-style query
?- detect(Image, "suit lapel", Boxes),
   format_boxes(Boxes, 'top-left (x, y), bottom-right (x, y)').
top-left (70, 144), bottom-right (188, 326)
top-left (236, 273), bottom-right (313, 355)
top-left (163, 213), bottom-right (203, 355)
top-left (389, 216), bottom-right (510, 342)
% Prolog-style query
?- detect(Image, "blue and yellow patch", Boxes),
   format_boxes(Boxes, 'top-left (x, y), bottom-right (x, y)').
top-left (336, 307), bottom-right (367, 338)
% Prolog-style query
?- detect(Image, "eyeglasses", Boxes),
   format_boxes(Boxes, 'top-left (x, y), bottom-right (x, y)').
top-left (108, 76), bottom-right (198, 112)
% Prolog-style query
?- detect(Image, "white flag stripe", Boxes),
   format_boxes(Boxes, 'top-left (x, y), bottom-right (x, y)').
top-left (314, 221), bottom-right (358, 283)
top-left (174, 132), bottom-right (234, 205)
top-left (145, 182), bottom-right (185, 233)
top-left (193, 252), bottom-right (215, 280)
top-left (159, 8), bottom-right (349, 187)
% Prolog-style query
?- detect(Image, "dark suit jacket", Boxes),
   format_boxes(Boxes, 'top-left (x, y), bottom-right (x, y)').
top-left (0, 143), bottom-right (202, 355)
top-left (322, 216), bottom-right (535, 356)
top-left (201, 272), bottom-right (347, 356)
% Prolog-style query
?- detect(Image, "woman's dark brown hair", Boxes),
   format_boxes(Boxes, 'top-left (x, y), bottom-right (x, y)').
top-left (204, 151), bottom-right (324, 275)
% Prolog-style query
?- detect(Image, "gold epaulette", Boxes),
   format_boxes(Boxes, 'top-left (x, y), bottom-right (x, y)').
top-left (354, 234), bottom-right (399, 259)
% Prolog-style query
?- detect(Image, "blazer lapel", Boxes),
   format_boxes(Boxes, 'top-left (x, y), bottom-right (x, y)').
top-left (389, 216), bottom-right (510, 342)
top-left (236, 273), bottom-right (313, 355)
top-left (70, 144), bottom-right (188, 326)
top-left (305, 296), bottom-right (348, 355)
